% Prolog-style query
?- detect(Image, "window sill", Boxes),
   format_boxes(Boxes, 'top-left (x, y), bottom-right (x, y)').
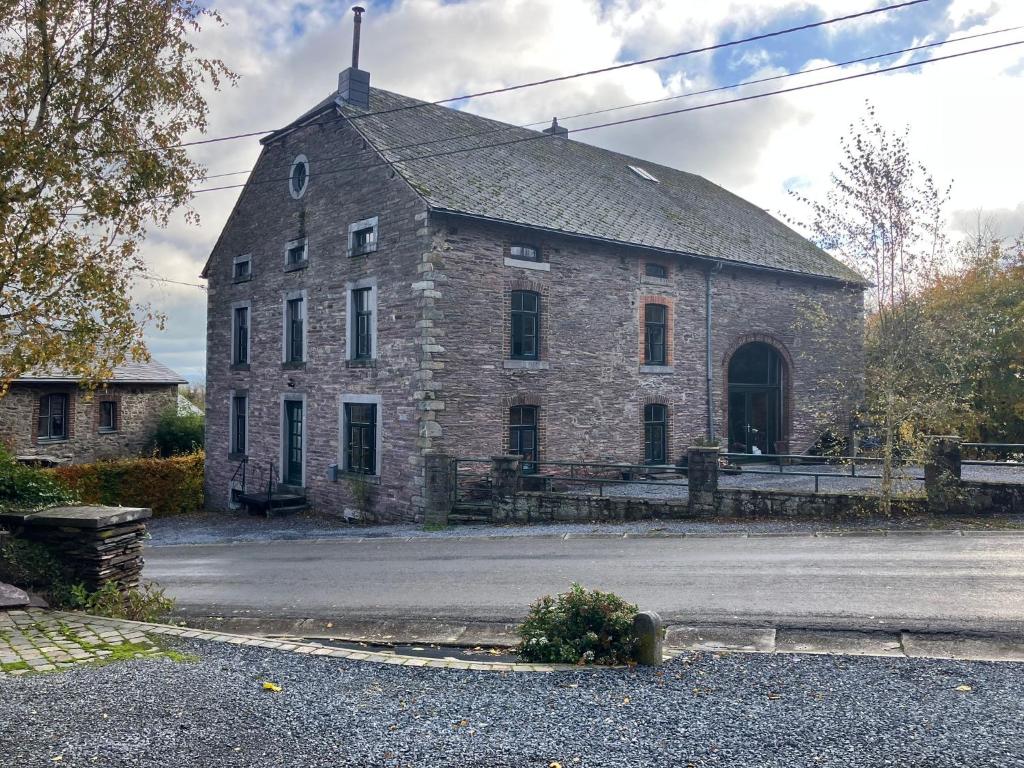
top-left (346, 359), bottom-right (377, 368)
top-left (98, 429), bottom-right (118, 435)
top-left (37, 437), bottom-right (69, 444)
top-left (348, 247), bottom-right (378, 258)
top-left (503, 359), bottom-right (550, 370)
top-left (230, 363), bottom-right (250, 372)
top-left (283, 260), bottom-right (309, 273)
top-left (282, 361), bottom-right (306, 370)
top-left (504, 257), bottom-right (550, 272)
top-left (336, 470), bottom-right (381, 485)
top-left (639, 365), bottom-right (674, 374)
top-left (232, 275), bottom-right (252, 284)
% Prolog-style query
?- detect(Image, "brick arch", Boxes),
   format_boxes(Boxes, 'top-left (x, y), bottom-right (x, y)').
top-left (720, 333), bottom-right (793, 454)
top-left (501, 393), bottom-right (545, 459)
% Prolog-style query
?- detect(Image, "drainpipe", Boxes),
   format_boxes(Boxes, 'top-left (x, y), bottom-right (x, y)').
top-left (705, 263), bottom-right (722, 442)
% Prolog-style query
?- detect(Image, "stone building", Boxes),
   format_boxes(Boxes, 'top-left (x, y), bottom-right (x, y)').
top-left (0, 361), bottom-right (186, 464)
top-left (203, 56), bottom-right (865, 522)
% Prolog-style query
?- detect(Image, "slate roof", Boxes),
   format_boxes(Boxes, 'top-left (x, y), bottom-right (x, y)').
top-left (15, 359), bottom-right (187, 385)
top-left (316, 87), bottom-right (863, 284)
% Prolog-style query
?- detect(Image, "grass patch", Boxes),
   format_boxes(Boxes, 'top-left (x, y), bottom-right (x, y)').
top-left (1, 660), bottom-right (30, 673)
top-left (422, 522), bottom-right (448, 532)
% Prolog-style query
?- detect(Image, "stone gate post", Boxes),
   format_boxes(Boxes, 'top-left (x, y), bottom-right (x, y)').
top-left (924, 435), bottom-right (962, 513)
top-left (423, 451), bottom-right (453, 526)
top-left (687, 446), bottom-right (721, 516)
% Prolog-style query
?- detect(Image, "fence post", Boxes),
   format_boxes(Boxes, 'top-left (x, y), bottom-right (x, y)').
top-left (924, 435), bottom-right (962, 513)
top-left (687, 446), bottom-right (720, 516)
top-left (423, 451), bottom-right (453, 526)
top-left (491, 454), bottom-right (522, 521)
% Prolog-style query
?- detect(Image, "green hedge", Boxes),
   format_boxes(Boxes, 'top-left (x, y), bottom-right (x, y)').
top-left (0, 447), bottom-right (77, 512)
top-left (49, 451), bottom-right (204, 517)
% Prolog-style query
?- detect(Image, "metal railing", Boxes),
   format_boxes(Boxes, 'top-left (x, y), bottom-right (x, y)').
top-left (230, 457), bottom-right (278, 509)
top-left (961, 443), bottom-right (1024, 468)
top-left (720, 452), bottom-right (891, 494)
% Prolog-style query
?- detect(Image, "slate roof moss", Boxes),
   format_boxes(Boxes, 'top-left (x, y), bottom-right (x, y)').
top-left (330, 88), bottom-right (864, 284)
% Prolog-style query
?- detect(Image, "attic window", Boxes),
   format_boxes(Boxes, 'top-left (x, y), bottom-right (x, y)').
top-left (290, 154), bottom-right (309, 199)
top-left (628, 165), bottom-right (659, 183)
top-left (510, 244), bottom-right (541, 262)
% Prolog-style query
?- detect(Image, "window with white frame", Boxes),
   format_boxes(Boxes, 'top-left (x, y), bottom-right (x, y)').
top-left (284, 237), bottom-right (308, 267)
top-left (340, 394), bottom-right (382, 476)
top-left (233, 254), bottom-right (252, 282)
top-left (289, 154), bottom-right (309, 199)
top-left (348, 216), bottom-right (378, 257)
top-left (283, 292), bottom-right (306, 363)
top-left (232, 303), bottom-right (250, 365)
top-left (345, 278), bottom-right (377, 362)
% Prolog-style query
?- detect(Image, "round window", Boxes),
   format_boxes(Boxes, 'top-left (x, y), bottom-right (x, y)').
top-left (289, 154), bottom-right (309, 199)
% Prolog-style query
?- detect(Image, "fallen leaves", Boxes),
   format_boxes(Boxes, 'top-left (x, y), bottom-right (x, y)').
top-left (954, 684), bottom-right (973, 693)
top-left (261, 681), bottom-right (282, 693)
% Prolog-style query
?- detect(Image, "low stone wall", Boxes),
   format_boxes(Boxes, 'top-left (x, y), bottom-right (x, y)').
top-left (694, 489), bottom-right (928, 519)
top-left (957, 481), bottom-right (1024, 515)
top-left (0, 506), bottom-right (151, 590)
top-left (494, 493), bottom-right (687, 523)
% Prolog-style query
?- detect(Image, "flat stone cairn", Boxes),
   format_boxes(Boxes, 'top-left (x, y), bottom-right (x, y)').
top-left (0, 506), bottom-right (151, 590)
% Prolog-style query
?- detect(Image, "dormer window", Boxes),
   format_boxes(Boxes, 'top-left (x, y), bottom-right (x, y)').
top-left (645, 263), bottom-right (667, 279)
top-left (348, 217), bottom-right (379, 257)
top-left (510, 244), bottom-right (540, 262)
top-left (289, 155), bottom-right (309, 199)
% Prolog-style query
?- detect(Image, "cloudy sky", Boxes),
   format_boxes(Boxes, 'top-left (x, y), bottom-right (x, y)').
top-left (138, 0), bottom-right (1024, 382)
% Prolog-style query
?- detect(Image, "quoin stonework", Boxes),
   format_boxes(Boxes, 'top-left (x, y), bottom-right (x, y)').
top-left (203, 46), bottom-right (865, 522)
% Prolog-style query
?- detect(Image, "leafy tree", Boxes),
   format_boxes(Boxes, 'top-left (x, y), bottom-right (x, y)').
top-left (791, 103), bottom-right (963, 510)
top-left (0, 0), bottom-right (234, 392)
top-left (151, 407), bottom-right (203, 456)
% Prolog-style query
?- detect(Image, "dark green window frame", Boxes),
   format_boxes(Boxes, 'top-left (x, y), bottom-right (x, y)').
top-left (352, 288), bottom-right (372, 360)
top-left (644, 403), bottom-right (667, 465)
top-left (644, 303), bottom-right (667, 365)
top-left (510, 290), bottom-right (540, 360)
top-left (345, 402), bottom-right (377, 475)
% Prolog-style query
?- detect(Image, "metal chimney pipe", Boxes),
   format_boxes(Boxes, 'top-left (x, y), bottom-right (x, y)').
top-left (351, 6), bottom-right (365, 69)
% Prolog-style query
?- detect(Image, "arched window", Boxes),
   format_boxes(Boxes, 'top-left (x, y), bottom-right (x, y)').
top-left (510, 290), bottom-right (540, 360)
top-left (643, 403), bottom-right (667, 465)
top-left (289, 154), bottom-right (309, 199)
top-left (727, 342), bottom-right (783, 455)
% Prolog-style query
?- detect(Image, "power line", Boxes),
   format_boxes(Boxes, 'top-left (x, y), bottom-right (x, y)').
top-left (140, 273), bottom-right (207, 289)
top-left (187, 37), bottom-right (1024, 197)
top-left (195, 25), bottom-right (1023, 183)
top-left (173, 0), bottom-right (929, 150)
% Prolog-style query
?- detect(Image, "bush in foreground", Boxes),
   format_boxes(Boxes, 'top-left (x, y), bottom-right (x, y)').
top-left (50, 451), bottom-right (204, 517)
top-left (517, 583), bottom-right (639, 665)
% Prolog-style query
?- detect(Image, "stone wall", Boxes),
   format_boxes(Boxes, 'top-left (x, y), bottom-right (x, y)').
top-left (0, 383), bottom-right (176, 464)
top-left (430, 216), bottom-right (864, 469)
top-left (203, 117), bottom-right (430, 521)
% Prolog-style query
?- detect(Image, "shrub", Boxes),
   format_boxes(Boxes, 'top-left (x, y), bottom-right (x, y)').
top-left (517, 583), bottom-right (639, 665)
top-left (50, 451), bottom-right (204, 516)
top-left (0, 447), bottom-right (76, 512)
top-left (152, 408), bottom-right (204, 457)
top-left (69, 581), bottom-right (175, 623)
top-left (0, 537), bottom-right (66, 589)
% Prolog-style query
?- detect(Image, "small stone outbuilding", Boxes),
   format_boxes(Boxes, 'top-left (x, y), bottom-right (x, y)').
top-left (0, 361), bottom-right (186, 465)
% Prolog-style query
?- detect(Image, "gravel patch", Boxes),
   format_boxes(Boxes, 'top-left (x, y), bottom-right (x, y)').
top-left (2, 636), bottom-right (1023, 767)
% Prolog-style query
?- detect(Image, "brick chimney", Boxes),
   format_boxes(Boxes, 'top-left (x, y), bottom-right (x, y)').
top-left (338, 6), bottom-right (370, 108)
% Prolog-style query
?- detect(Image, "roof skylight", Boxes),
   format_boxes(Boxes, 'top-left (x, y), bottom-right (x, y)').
top-left (628, 165), bottom-right (659, 183)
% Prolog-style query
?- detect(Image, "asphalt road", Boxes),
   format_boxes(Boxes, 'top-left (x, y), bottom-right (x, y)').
top-left (144, 532), bottom-right (1024, 634)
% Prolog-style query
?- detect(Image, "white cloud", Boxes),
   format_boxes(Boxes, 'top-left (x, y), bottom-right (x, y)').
top-left (139, 0), bottom-right (1024, 380)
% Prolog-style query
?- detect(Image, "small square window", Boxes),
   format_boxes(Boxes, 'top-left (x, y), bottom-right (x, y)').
top-left (348, 217), bottom-right (379, 257)
top-left (99, 401), bottom-right (117, 432)
top-left (645, 263), bottom-right (667, 279)
top-left (510, 244), bottom-right (541, 262)
top-left (286, 240), bottom-right (307, 266)
top-left (233, 255), bottom-right (252, 282)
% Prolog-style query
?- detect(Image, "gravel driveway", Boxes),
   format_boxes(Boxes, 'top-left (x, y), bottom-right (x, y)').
top-left (2, 637), bottom-right (1022, 767)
